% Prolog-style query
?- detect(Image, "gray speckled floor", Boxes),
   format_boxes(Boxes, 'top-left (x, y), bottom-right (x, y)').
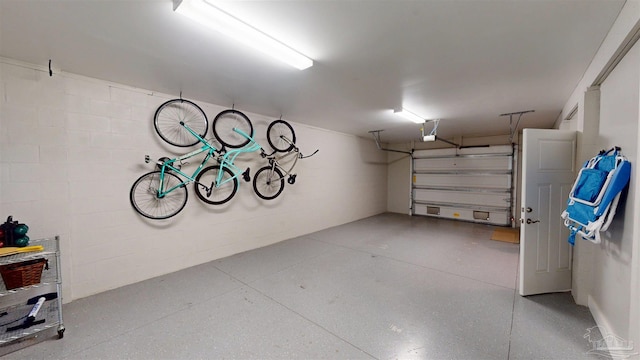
top-left (4, 213), bottom-right (604, 359)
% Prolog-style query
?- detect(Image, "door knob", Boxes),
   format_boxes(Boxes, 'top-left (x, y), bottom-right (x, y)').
top-left (526, 207), bottom-right (533, 213)
top-left (526, 218), bottom-right (540, 224)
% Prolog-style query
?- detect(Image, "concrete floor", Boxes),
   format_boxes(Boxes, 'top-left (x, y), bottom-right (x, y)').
top-left (5, 213), bottom-right (604, 359)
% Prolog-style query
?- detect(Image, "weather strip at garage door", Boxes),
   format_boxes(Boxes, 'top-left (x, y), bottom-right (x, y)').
top-left (412, 145), bottom-right (514, 226)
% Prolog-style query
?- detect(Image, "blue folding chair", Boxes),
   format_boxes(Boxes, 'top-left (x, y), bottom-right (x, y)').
top-left (561, 147), bottom-right (631, 245)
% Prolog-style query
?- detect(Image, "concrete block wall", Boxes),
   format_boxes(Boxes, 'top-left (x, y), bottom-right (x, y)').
top-left (0, 59), bottom-right (388, 301)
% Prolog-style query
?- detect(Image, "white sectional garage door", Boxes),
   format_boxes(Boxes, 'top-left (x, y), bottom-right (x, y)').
top-left (412, 145), bottom-right (514, 226)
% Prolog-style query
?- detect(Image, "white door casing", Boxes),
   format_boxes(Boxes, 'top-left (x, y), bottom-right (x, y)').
top-left (519, 129), bottom-right (577, 296)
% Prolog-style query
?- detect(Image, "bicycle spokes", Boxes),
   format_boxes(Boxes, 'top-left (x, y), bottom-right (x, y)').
top-left (130, 171), bottom-right (188, 220)
top-left (267, 120), bottom-right (296, 152)
top-left (154, 99), bottom-right (208, 147)
top-left (213, 109), bottom-right (254, 148)
top-left (253, 166), bottom-right (285, 200)
top-left (194, 165), bottom-right (239, 205)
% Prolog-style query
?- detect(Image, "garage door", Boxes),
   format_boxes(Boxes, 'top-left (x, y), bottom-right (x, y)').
top-left (412, 145), bottom-right (514, 226)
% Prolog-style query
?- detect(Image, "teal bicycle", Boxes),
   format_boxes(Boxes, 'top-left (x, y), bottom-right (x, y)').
top-left (130, 99), bottom-right (261, 219)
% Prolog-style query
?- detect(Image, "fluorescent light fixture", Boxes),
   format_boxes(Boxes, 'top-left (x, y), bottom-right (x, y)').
top-left (393, 108), bottom-right (424, 124)
top-left (174, 0), bottom-right (313, 70)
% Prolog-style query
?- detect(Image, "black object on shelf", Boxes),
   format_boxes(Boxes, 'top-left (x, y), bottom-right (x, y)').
top-left (0, 216), bottom-right (29, 247)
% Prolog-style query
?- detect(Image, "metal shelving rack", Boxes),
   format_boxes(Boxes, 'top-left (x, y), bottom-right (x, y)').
top-left (0, 236), bottom-right (64, 356)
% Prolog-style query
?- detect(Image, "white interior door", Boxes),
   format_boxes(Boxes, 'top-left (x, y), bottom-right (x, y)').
top-left (519, 129), bottom-right (576, 296)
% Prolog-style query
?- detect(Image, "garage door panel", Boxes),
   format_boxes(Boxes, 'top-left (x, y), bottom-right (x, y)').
top-left (412, 145), bottom-right (514, 226)
top-left (413, 156), bottom-right (512, 171)
top-left (413, 173), bottom-right (511, 189)
top-left (413, 204), bottom-right (510, 226)
top-left (414, 189), bottom-right (510, 208)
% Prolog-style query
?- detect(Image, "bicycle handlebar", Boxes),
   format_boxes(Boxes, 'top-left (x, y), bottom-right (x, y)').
top-left (300, 149), bottom-right (319, 159)
top-left (276, 135), bottom-right (318, 159)
top-left (260, 148), bottom-right (276, 158)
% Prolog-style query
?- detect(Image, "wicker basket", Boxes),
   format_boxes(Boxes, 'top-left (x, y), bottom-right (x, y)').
top-left (0, 258), bottom-right (48, 290)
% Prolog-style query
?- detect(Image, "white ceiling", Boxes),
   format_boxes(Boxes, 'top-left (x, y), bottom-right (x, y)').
top-left (0, 0), bottom-right (625, 143)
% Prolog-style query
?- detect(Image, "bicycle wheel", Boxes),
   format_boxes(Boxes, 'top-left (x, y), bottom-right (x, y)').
top-left (194, 165), bottom-right (238, 205)
top-left (130, 171), bottom-right (188, 219)
top-left (154, 99), bottom-right (208, 147)
top-left (267, 120), bottom-right (296, 152)
top-left (212, 109), bottom-right (253, 148)
top-left (253, 166), bottom-right (285, 200)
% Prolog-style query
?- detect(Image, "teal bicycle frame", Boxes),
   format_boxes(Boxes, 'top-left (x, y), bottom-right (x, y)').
top-left (153, 125), bottom-right (263, 198)
top-left (153, 122), bottom-right (219, 197)
top-left (205, 128), bottom-right (263, 193)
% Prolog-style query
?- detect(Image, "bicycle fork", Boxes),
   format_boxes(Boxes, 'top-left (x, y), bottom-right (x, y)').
top-left (265, 161), bottom-right (282, 185)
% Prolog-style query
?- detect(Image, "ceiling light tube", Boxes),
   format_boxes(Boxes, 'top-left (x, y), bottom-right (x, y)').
top-left (174, 0), bottom-right (313, 70)
top-left (394, 108), bottom-right (424, 124)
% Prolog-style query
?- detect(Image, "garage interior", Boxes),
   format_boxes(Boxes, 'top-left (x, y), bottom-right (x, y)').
top-left (1, 1), bottom-right (639, 359)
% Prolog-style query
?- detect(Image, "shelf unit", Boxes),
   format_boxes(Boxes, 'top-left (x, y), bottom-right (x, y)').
top-left (0, 236), bottom-right (64, 356)
top-left (412, 145), bottom-right (515, 226)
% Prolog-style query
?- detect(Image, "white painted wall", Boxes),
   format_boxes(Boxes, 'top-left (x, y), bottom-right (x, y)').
top-left (0, 59), bottom-right (388, 302)
top-left (589, 39), bottom-right (638, 344)
top-left (632, 100), bottom-right (640, 360)
top-left (556, 1), bottom-right (640, 355)
top-left (386, 144), bottom-right (412, 215)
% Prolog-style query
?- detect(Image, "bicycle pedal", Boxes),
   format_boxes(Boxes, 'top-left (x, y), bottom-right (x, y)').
top-left (242, 168), bottom-right (251, 182)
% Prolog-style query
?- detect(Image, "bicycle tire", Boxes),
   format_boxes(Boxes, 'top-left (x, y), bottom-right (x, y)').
top-left (212, 109), bottom-right (253, 148)
top-left (253, 166), bottom-right (285, 200)
top-left (154, 99), bottom-right (208, 147)
top-left (267, 120), bottom-right (296, 152)
top-left (130, 171), bottom-right (188, 219)
top-left (194, 165), bottom-right (239, 205)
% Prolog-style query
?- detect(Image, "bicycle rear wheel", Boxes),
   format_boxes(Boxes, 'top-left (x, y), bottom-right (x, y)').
top-left (253, 166), bottom-right (285, 200)
top-left (194, 165), bottom-right (238, 205)
top-left (154, 99), bottom-right (208, 147)
top-left (213, 109), bottom-right (253, 148)
top-left (267, 120), bottom-right (296, 152)
top-left (130, 171), bottom-right (188, 219)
